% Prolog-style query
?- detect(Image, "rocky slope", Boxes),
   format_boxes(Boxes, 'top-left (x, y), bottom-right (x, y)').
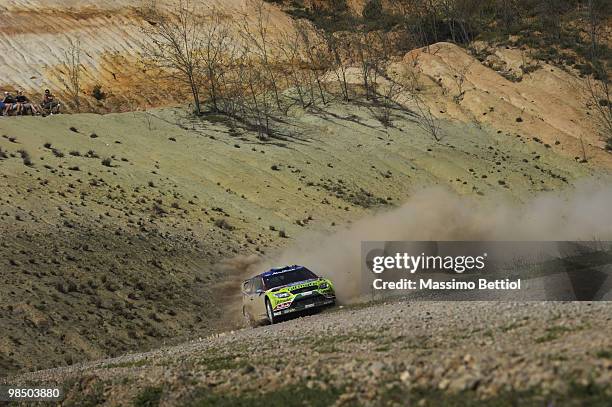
top-left (5, 301), bottom-right (611, 406)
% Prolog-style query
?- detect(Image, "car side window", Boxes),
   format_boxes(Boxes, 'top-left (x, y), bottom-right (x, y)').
top-left (253, 277), bottom-right (263, 293)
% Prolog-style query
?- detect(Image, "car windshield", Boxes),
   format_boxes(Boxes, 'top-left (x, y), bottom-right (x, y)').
top-left (263, 267), bottom-right (318, 289)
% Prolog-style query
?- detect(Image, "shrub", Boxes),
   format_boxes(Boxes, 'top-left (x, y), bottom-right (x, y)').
top-left (214, 218), bottom-right (234, 230)
top-left (52, 148), bottom-right (65, 158)
top-left (101, 158), bottom-right (112, 167)
top-left (363, 0), bottom-right (383, 21)
top-left (91, 84), bottom-right (106, 101)
top-left (134, 387), bottom-right (163, 407)
top-left (17, 150), bottom-right (33, 167)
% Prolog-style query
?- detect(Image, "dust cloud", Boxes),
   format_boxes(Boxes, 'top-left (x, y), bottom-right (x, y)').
top-left (225, 179), bottom-right (612, 305)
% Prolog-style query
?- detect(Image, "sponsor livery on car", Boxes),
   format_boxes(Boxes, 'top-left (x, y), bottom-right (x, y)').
top-left (241, 265), bottom-right (336, 326)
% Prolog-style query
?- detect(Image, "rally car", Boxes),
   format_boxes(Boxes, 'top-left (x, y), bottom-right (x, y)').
top-left (241, 265), bottom-right (336, 327)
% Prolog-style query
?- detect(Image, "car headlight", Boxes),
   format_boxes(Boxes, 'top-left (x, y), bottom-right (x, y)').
top-left (274, 292), bottom-right (291, 298)
top-left (319, 282), bottom-right (329, 289)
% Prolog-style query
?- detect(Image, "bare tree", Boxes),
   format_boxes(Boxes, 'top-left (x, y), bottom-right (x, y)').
top-left (139, 0), bottom-right (206, 115)
top-left (391, 0), bottom-right (440, 48)
top-left (238, 1), bottom-right (284, 113)
top-left (295, 21), bottom-right (328, 106)
top-left (278, 25), bottom-right (308, 108)
top-left (218, 46), bottom-right (248, 123)
top-left (63, 37), bottom-right (82, 112)
top-left (585, 0), bottom-right (606, 61)
top-left (237, 42), bottom-right (274, 138)
top-left (371, 73), bottom-right (404, 127)
top-left (585, 76), bottom-right (612, 149)
top-left (450, 60), bottom-right (473, 103)
top-left (201, 10), bottom-right (235, 112)
top-left (399, 59), bottom-right (443, 142)
top-left (324, 31), bottom-right (351, 102)
top-left (353, 30), bottom-right (394, 102)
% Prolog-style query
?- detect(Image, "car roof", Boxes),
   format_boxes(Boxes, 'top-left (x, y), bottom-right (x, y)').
top-left (243, 265), bottom-right (306, 283)
top-left (261, 264), bottom-right (305, 276)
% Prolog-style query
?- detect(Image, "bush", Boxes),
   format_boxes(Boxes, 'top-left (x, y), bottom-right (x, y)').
top-left (214, 218), bottom-right (234, 230)
top-left (91, 84), bottom-right (106, 101)
top-left (17, 150), bottom-right (33, 167)
top-left (133, 386), bottom-right (162, 407)
top-left (52, 149), bottom-right (64, 158)
top-left (362, 0), bottom-right (383, 21)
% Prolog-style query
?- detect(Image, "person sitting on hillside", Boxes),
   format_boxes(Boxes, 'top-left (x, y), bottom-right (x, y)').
top-left (3, 92), bottom-right (16, 115)
top-left (41, 89), bottom-right (60, 115)
top-left (16, 90), bottom-right (38, 115)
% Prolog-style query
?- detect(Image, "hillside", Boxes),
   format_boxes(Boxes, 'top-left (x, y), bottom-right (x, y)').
top-left (0, 88), bottom-right (607, 375)
top-left (0, 1), bottom-right (611, 403)
top-left (0, 0), bottom-right (293, 110)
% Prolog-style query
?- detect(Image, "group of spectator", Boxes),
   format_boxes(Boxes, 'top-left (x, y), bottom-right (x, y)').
top-left (1, 89), bottom-right (60, 116)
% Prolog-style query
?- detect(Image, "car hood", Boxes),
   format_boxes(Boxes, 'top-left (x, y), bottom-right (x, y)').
top-left (268, 278), bottom-right (322, 292)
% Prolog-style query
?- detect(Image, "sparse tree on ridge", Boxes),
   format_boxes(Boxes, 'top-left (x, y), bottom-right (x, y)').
top-left (139, 0), bottom-right (206, 115)
top-left (62, 37), bottom-right (82, 112)
top-left (201, 11), bottom-right (235, 113)
top-left (294, 21), bottom-right (329, 106)
top-left (238, 1), bottom-right (284, 113)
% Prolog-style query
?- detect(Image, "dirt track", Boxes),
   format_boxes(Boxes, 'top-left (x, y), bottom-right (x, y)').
top-left (5, 300), bottom-right (611, 406)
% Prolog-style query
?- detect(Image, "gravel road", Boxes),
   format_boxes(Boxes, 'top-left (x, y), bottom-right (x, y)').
top-left (5, 300), bottom-right (611, 406)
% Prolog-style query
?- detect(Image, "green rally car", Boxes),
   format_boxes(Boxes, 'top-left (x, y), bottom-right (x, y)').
top-left (241, 265), bottom-right (336, 327)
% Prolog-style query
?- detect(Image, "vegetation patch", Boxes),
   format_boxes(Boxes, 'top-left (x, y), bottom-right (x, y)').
top-left (380, 380), bottom-right (611, 406)
top-left (104, 359), bottom-right (150, 369)
top-left (196, 354), bottom-right (252, 371)
top-left (535, 325), bottom-right (576, 343)
top-left (133, 386), bottom-right (163, 407)
top-left (185, 383), bottom-right (342, 407)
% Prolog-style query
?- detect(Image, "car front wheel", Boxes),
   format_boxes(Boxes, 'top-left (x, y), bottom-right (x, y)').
top-left (266, 299), bottom-right (276, 325)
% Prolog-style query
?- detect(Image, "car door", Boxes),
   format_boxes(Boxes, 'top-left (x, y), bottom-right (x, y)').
top-left (252, 277), bottom-right (267, 319)
top-left (243, 279), bottom-right (255, 317)
top-left (242, 280), bottom-right (251, 315)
